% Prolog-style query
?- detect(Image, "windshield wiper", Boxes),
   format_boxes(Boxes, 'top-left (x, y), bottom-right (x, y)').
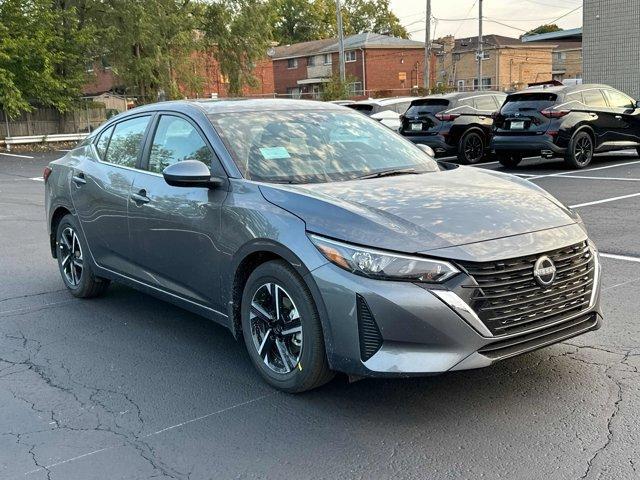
top-left (357, 168), bottom-right (420, 180)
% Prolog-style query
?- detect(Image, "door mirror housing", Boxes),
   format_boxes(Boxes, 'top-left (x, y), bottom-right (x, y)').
top-left (162, 160), bottom-right (223, 189)
top-left (416, 144), bottom-right (436, 158)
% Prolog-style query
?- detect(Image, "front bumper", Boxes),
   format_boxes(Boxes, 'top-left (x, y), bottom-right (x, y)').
top-left (308, 238), bottom-right (602, 377)
top-left (491, 134), bottom-right (566, 155)
top-left (404, 134), bottom-right (457, 156)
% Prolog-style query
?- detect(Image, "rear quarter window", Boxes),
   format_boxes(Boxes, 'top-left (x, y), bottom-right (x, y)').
top-left (474, 95), bottom-right (498, 111)
top-left (582, 89), bottom-right (608, 108)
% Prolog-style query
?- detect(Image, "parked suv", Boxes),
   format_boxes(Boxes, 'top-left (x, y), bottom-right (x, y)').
top-left (400, 91), bottom-right (507, 164)
top-left (347, 97), bottom-right (416, 130)
top-left (491, 84), bottom-right (640, 168)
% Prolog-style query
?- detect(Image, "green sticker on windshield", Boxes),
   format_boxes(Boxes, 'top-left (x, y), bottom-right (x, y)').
top-left (259, 146), bottom-right (291, 160)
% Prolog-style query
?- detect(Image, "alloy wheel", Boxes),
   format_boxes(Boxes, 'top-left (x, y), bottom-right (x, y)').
top-left (59, 227), bottom-right (83, 287)
top-left (574, 136), bottom-right (593, 166)
top-left (250, 283), bottom-right (303, 374)
top-left (464, 134), bottom-right (484, 163)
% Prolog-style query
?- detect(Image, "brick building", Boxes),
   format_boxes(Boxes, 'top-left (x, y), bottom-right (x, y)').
top-left (583, 0), bottom-right (640, 99)
top-left (521, 28), bottom-right (583, 83)
top-left (271, 33), bottom-right (437, 99)
top-left (433, 34), bottom-right (554, 92)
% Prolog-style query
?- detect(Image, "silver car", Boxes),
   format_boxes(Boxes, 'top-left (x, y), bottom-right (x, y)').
top-left (45, 99), bottom-right (603, 392)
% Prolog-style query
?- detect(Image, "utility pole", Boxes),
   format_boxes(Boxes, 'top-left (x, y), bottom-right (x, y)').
top-left (336, 0), bottom-right (346, 82)
top-left (477, 0), bottom-right (483, 91)
top-left (423, 0), bottom-right (431, 91)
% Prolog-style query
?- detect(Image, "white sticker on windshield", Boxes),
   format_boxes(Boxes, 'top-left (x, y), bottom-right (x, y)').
top-left (259, 146), bottom-right (291, 160)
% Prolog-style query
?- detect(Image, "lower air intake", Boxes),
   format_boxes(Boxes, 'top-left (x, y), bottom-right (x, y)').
top-left (357, 295), bottom-right (383, 361)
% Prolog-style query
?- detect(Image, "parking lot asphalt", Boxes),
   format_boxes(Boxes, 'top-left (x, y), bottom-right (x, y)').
top-left (1, 149), bottom-right (639, 480)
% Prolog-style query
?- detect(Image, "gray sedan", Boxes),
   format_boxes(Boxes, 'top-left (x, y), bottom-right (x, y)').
top-left (44, 99), bottom-right (603, 392)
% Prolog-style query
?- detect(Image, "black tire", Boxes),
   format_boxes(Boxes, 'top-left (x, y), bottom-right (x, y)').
top-left (55, 214), bottom-right (110, 298)
top-left (496, 152), bottom-right (523, 168)
top-left (457, 131), bottom-right (485, 165)
top-left (241, 260), bottom-right (334, 393)
top-left (564, 130), bottom-right (594, 169)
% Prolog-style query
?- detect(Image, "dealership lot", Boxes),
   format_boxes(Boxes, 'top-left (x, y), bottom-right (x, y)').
top-left (1, 150), bottom-right (639, 479)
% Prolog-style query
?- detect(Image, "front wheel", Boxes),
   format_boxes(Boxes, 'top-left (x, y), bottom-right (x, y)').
top-left (56, 214), bottom-right (110, 298)
top-left (241, 260), bottom-right (334, 393)
top-left (457, 131), bottom-right (486, 165)
top-left (496, 152), bottom-right (523, 168)
top-left (564, 131), bottom-right (594, 169)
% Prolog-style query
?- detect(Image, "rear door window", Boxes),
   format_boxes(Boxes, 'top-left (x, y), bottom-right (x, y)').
top-left (474, 95), bottom-right (498, 111)
top-left (103, 115), bottom-right (151, 168)
top-left (405, 99), bottom-right (450, 116)
top-left (582, 89), bottom-right (608, 108)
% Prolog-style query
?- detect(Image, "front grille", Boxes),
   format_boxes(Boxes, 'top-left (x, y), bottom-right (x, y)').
top-left (459, 241), bottom-right (595, 336)
top-left (357, 295), bottom-right (383, 361)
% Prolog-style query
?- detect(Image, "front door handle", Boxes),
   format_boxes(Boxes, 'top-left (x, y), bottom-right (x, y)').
top-left (72, 172), bottom-right (86, 186)
top-left (615, 115), bottom-right (623, 120)
top-left (131, 189), bottom-right (150, 205)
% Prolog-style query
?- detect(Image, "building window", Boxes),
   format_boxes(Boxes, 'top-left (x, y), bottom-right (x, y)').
top-left (480, 51), bottom-right (490, 60)
top-left (287, 58), bottom-right (298, 69)
top-left (308, 56), bottom-right (316, 66)
top-left (473, 77), bottom-right (492, 90)
top-left (287, 87), bottom-right (301, 99)
top-left (345, 50), bottom-right (357, 62)
top-left (348, 82), bottom-right (363, 95)
top-left (453, 53), bottom-right (461, 61)
top-left (323, 54), bottom-right (332, 65)
top-left (457, 79), bottom-right (465, 91)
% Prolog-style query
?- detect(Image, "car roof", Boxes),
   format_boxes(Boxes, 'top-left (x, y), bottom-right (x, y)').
top-left (409, 91), bottom-right (504, 105)
top-left (125, 98), bottom-right (346, 115)
top-left (352, 97), bottom-right (417, 106)
top-left (511, 83), bottom-right (617, 96)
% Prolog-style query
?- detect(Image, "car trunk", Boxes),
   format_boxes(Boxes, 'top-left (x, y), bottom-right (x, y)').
top-left (401, 99), bottom-right (450, 136)
top-left (494, 92), bottom-right (558, 135)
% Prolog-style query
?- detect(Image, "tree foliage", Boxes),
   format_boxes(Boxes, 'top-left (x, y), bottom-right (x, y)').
top-left (522, 24), bottom-right (562, 38)
top-left (271, 0), bottom-right (407, 44)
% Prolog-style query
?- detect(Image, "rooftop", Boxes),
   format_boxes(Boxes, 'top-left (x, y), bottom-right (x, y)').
top-left (521, 27), bottom-right (583, 43)
top-left (271, 33), bottom-right (428, 59)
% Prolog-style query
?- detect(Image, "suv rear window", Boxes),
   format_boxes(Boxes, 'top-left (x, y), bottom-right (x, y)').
top-left (501, 93), bottom-right (558, 113)
top-left (405, 99), bottom-right (450, 116)
top-left (347, 104), bottom-right (375, 115)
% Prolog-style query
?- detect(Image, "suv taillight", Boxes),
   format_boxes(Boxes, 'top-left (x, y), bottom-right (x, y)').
top-left (541, 108), bottom-right (570, 119)
top-left (435, 112), bottom-right (460, 122)
top-left (43, 166), bottom-right (52, 182)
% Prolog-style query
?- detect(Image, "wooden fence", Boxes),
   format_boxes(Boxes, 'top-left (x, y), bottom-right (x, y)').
top-left (0, 106), bottom-right (107, 140)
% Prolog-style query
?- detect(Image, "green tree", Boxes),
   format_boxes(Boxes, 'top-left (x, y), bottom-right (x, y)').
top-left (320, 74), bottom-right (358, 101)
top-left (202, 0), bottom-right (275, 96)
top-left (270, 0), bottom-right (407, 44)
top-left (0, 0), bottom-right (93, 117)
top-left (522, 24), bottom-right (562, 38)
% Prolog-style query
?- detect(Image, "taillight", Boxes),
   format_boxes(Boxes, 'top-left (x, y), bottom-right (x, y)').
top-left (435, 112), bottom-right (460, 122)
top-left (43, 166), bottom-right (52, 182)
top-left (541, 108), bottom-right (570, 119)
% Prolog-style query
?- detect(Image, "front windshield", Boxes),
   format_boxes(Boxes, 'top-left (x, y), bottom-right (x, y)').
top-left (209, 110), bottom-right (438, 184)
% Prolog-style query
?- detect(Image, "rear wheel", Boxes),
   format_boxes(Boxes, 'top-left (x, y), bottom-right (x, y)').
top-left (56, 214), bottom-right (110, 298)
top-left (241, 260), bottom-right (334, 393)
top-left (496, 152), bottom-right (523, 168)
top-left (564, 131), bottom-right (594, 169)
top-left (457, 131), bottom-right (485, 165)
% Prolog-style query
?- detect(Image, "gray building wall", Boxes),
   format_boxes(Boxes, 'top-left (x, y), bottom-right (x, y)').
top-left (583, 0), bottom-right (640, 99)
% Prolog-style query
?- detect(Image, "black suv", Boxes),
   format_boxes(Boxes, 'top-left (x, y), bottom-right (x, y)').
top-left (399, 91), bottom-right (506, 164)
top-left (491, 84), bottom-right (640, 168)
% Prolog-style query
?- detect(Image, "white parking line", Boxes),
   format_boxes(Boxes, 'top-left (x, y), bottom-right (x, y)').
top-left (29, 177), bottom-right (44, 182)
top-left (569, 192), bottom-right (640, 208)
top-left (600, 253), bottom-right (640, 264)
top-left (0, 152), bottom-right (34, 159)
top-left (534, 174), bottom-right (640, 182)
top-left (527, 159), bottom-right (640, 180)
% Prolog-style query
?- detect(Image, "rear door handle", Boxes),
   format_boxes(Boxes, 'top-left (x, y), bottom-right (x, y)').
top-left (615, 115), bottom-right (623, 120)
top-left (72, 172), bottom-right (86, 186)
top-left (131, 189), bottom-right (150, 205)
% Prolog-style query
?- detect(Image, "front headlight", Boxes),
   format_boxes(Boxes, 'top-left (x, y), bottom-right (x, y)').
top-left (309, 234), bottom-right (459, 283)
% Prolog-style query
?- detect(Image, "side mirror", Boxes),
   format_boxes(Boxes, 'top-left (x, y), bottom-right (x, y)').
top-left (636, 100), bottom-right (640, 110)
top-left (162, 160), bottom-right (223, 189)
top-left (416, 144), bottom-right (436, 157)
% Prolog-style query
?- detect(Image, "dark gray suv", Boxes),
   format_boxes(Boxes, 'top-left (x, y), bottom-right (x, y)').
top-left (45, 99), bottom-right (603, 392)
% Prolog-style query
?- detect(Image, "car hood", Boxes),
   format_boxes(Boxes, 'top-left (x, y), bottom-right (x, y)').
top-left (259, 166), bottom-right (578, 254)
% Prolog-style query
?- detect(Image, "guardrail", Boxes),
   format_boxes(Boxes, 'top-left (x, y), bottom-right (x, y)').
top-left (2, 133), bottom-right (88, 151)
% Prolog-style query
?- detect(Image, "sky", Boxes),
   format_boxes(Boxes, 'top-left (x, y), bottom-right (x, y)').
top-left (389, 0), bottom-right (584, 41)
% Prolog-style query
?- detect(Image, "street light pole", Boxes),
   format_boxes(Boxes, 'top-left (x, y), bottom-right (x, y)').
top-left (477, 0), bottom-right (483, 91)
top-left (424, 0), bottom-right (431, 91)
top-left (336, 0), bottom-right (346, 82)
